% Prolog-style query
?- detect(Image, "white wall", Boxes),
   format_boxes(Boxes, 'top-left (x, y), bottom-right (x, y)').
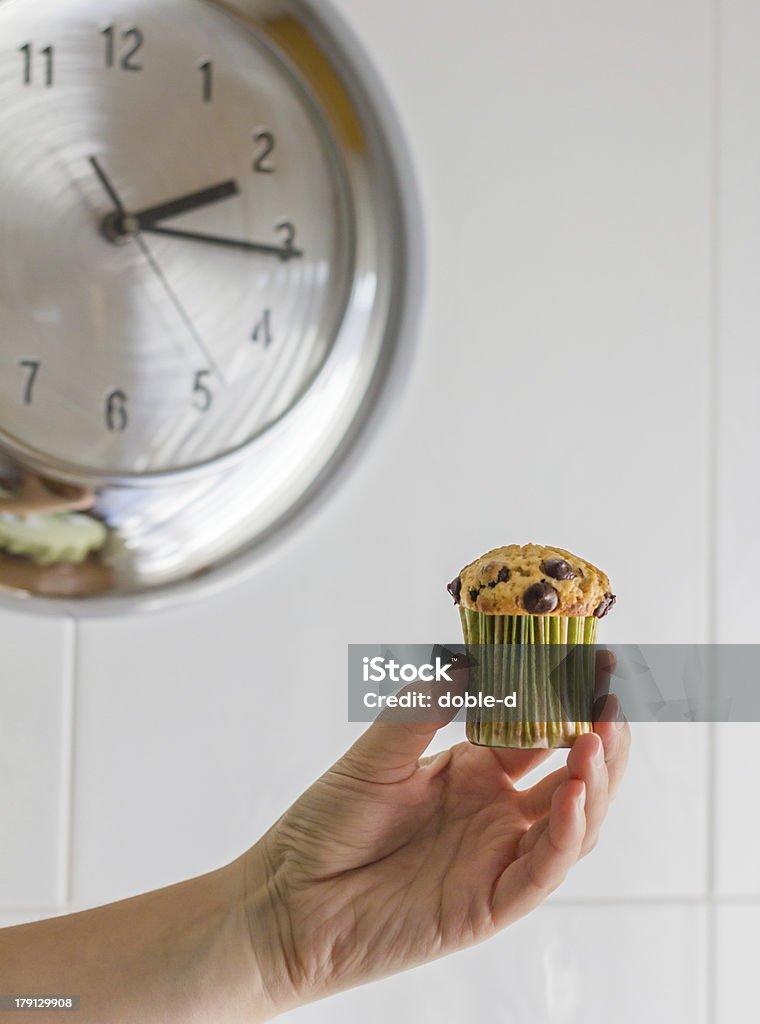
top-left (1, 1), bottom-right (758, 1021)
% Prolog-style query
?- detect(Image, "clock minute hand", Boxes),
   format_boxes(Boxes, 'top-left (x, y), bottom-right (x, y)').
top-left (135, 180), bottom-right (239, 227)
top-left (140, 223), bottom-right (303, 261)
top-left (89, 155), bottom-right (126, 216)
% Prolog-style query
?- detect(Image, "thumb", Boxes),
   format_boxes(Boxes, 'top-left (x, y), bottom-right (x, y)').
top-left (338, 652), bottom-right (469, 784)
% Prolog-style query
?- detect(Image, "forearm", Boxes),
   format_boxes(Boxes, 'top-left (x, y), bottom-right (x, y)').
top-left (0, 857), bottom-right (279, 1024)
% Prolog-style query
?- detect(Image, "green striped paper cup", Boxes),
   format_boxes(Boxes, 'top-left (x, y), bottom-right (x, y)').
top-left (459, 609), bottom-right (598, 749)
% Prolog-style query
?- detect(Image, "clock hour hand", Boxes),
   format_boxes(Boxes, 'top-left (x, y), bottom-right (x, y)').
top-left (134, 180), bottom-right (239, 227)
top-left (140, 223), bottom-right (303, 261)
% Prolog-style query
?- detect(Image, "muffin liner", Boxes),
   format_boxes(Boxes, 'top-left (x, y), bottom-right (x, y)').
top-left (459, 608), bottom-right (598, 749)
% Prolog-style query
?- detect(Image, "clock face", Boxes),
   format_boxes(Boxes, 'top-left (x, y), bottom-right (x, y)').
top-left (0, 0), bottom-right (354, 475)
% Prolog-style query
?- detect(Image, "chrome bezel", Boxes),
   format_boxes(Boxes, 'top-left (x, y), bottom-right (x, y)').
top-left (0, 0), bottom-right (425, 613)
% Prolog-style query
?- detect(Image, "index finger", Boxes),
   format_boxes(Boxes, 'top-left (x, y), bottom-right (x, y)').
top-left (338, 656), bottom-right (469, 784)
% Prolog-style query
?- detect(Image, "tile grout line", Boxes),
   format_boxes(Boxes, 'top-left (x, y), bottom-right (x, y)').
top-left (55, 618), bottom-right (74, 908)
top-left (705, 0), bottom-right (722, 1021)
top-left (706, 724), bottom-right (717, 1024)
top-left (60, 616), bottom-right (79, 910)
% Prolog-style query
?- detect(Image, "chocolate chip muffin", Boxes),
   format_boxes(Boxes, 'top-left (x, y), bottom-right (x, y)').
top-left (447, 543), bottom-right (616, 750)
top-left (447, 543), bottom-right (615, 619)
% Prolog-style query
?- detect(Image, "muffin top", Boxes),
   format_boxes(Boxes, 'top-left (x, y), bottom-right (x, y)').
top-left (447, 543), bottom-right (615, 618)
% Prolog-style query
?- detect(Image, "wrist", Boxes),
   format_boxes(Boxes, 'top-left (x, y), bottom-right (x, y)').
top-left (236, 840), bottom-right (307, 1020)
top-left (169, 860), bottom-right (284, 1024)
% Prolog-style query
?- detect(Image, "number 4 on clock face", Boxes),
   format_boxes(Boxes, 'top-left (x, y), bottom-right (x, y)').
top-left (252, 309), bottom-right (272, 348)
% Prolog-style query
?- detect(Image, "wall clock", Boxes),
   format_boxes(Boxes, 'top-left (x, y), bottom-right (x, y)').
top-left (0, 0), bottom-right (420, 609)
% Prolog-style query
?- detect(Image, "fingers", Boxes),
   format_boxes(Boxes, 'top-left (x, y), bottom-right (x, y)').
top-left (592, 694), bottom-right (631, 801)
top-left (488, 651), bottom-right (619, 787)
top-left (338, 721), bottom-right (438, 784)
top-left (594, 648), bottom-right (617, 702)
top-left (520, 693), bottom-right (630, 810)
top-left (338, 661), bottom-right (469, 785)
top-left (492, 779), bottom-right (586, 927)
top-left (486, 746), bottom-right (557, 783)
top-left (566, 733), bottom-right (608, 856)
top-left (519, 733), bottom-right (608, 856)
top-left (516, 816), bottom-right (548, 858)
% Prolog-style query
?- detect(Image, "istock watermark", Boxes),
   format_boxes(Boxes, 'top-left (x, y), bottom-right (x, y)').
top-left (347, 644), bottom-right (760, 724)
top-left (363, 688), bottom-right (517, 710)
top-left (362, 655), bottom-right (455, 683)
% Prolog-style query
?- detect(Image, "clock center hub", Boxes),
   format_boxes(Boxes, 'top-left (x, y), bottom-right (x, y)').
top-left (100, 210), bottom-right (139, 246)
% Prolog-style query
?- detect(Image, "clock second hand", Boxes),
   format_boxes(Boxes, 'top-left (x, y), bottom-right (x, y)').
top-left (88, 156), bottom-right (227, 387)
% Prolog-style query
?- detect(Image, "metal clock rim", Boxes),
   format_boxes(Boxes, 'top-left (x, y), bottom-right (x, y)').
top-left (0, 0), bottom-right (426, 614)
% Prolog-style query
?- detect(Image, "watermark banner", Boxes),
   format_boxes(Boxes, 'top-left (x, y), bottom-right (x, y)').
top-left (347, 645), bottom-right (751, 723)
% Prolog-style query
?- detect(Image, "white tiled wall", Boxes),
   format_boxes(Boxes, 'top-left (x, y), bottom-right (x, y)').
top-left (711, 9), bottom-right (760, 1017)
top-left (283, 905), bottom-right (709, 1024)
top-left (716, 906), bottom-right (760, 1024)
top-left (0, 613), bottom-right (73, 909)
top-left (1, 1), bottom-right (758, 1021)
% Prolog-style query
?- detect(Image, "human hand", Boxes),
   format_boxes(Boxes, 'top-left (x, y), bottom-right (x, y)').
top-left (241, 654), bottom-right (630, 1015)
top-left (0, 471), bottom-right (95, 515)
top-left (0, 655), bottom-right (628, 1024)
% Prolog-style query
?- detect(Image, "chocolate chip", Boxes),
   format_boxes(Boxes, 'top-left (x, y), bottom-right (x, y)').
top-left (447, 575), bottom-right (462, 605)
top-left (468, 587), bottom-right (480, 603)
top-left (541, 557), bottom-right (576, 581)
top-left (486, 565), bottom-right (510, 588)
top-left (523, 582), bottom-right (559, 614)
top-left (593, 592), bottom-right (616, 618)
